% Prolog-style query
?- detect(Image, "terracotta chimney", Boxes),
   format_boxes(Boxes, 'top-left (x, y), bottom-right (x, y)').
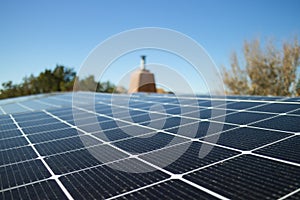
top-left (128, 56), bottom-right (157, 93)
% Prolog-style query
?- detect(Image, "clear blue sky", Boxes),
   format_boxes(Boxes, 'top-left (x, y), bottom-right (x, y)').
top-left (0, 0), bottom-right (299, 93)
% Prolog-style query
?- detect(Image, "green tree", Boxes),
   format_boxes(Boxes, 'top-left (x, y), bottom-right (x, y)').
top-left (0, 65), bottom-right (117, 99)
top-left (37, 70), bottom-right (53, 93)
top-left (52, 65), bottom-right (76, 91)
top-left (1, 81), bottom-right (14, 98)
top-left (97, 81), bottom-right (116, 93)
top-left (77, 75), bottom-right (98, 91)
top-left (0, 65), bottom-right (77, 99)
top-left (21, 76), bottom-right (32, 96)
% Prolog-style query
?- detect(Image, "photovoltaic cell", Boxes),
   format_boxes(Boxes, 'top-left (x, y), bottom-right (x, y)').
top-left (27, 128), bottom-right (82, 143)
top-left (289, 109), bottom-right (300, 115)
top-left (254, 136), bottom-right (300, 164)
top-left (92, 128), bottom-right (132, 142)
top-left (21, 100), bottom-right (55, 110)
top-left (0, 137), bottom-right (28, 150)
top-left (22, 122), bottom-right (70, 134)
top-left (0, 118), bottom-right (13, 125)
top-left (165, 121), bottom-right (237, 138)
top-left (12, 112), bottom-right (50, 122)
top-left (45, 144), bottom-right (128, 174)
top-left (34, 135), bottom-right (100, 156)
top-left (0, 123), bottom-right (17, 131)
top-left (184, 155), bottom-right (300, 199)
top-left (0, 180), bottom-right (68, 200)
top-left (286, 192), bottom-right (300, 199)
top-left (17, 118), bottom-right (60, 127)
top-left (140, 117), bottom-right (195, 129)
top-left (0, 146), bottom-right (37, 165)
top-left (251, 115), bottom-right (300, 132)
top-left (0, 129), bottom-right (22, 140)
top-left (223, 101), bottom-right (265, 110)
top-left (190, 108), bottom-right (236, 119)
top-left (0, 160), bottom-right (51, 190)
top-left (0, 92), bottom-right (299, 199)
top-left (113, 132), bottom-right (188, 154)
top-left (116, 179), bottom-right (219, 200)
top-left (213, 111), bottom-right (275, 125)
top-left (249, 103), bottom-right (300, 113)
top-left (197, 100), bottom-right (227, 107)
top-left (60, 158), bottom-right (169, 199)
top-left (141, 142), bottom-right (240, 174)
top-left (78, 120), bottom-right (130, 133)
top-left (1, 104), bottom-right (29, 114)
top-left (123, 112), bottom-right (166, 123)
top-left (202, 127), bottom-right (292, 150)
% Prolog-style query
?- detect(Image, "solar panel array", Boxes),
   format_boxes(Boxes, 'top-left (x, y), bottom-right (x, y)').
top-left (0, 92), bottom-right (299, 199)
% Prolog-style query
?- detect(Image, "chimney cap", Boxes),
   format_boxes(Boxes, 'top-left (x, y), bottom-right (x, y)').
top-left (140, 55), bottom-right (146, 70)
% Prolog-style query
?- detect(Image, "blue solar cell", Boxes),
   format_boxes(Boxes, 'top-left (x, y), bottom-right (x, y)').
top-left (60, 158), bottom-right (169, 199)
top-left (289, 109), bottom-right (300, 115)
top-left (251, 115), bottom-right (300, 132)
top-left (0, 160), bottom-right (51, 190)
top-left (123, 113), bottom-right (166, 123)
top-left (116, 179), bottom-right (219, 200)
top-left (78, 120), bottom-right (130, 133)
top-left (129, 102), bottom-right (155, 109)
top-left (141, 141), bottom-right (240, 174)
top-left (213, 111), bottom-right (275, 125)
top-left (224, 101), bottom-right (266, 110)
top-left (17, 118), bottom-right (60, 127)
top-left (45, 144), bottom-right (128, 174)
top-left (0, 115), bottom-right (11, 121)
top-left (282, 97), bottom-right (300, 102)
top-left (0, 146), bottom-right (37, 165)
top-left (1, 104), bottom-right (29, 114)
top-left (255, 136), bottom-right (300, 164)
top-left (0, 118), bottom-right (14, 125)
top-left (0, 123), bottom-right (17, 131)
top-left (22, 122), bottom-right (70, 134)
top-left (198, 100), bottom-right (228, 107)
top-left (202, 127), bottom-right (292, 150)
top-left (184, 155), bottom-right (300, 199)
top-left (128, 110), bottom-right (147, 116)
top-left (21, 100), bottom-right (54, 110)
top-left (34, 135), bottom-right (100, 156)
top-left (183, 108), bottom-right (234, 119)
top-left (249, 103), bottom-right (300, 113)
top-left (0, 137), bottom-right (28, 150)
top-left (165, 121), bottom-right (237, 138)
top-left (13, 112), bottom-right (50, 121)
top-left (27, 128), bottom-right (82, 143)
top-left (1, 180), bottom-right (68, 200)
top-left (113, 132), bottom-right (188, 154)
top-left (0, 129), bottom-right (22, 140)
top-left (93, 125), bottom-right (154, 142)
top-left (140, 117), bottom-right (195, 129)
top-left (93, 128), bottom-right (132, 142)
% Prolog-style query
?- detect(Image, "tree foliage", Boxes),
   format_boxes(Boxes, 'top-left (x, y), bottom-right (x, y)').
top-left (223, 37), bottom-right (300, 96)
top-left (73, 75), bottom-right (117, 93)
top-left (0, 65), bottom-right (117, 99)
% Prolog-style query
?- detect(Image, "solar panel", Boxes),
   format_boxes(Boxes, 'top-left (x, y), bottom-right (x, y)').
top-left (0, 92), bottom-right (299, 199)
top-left (185, 155), bottom-right (300, 199)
